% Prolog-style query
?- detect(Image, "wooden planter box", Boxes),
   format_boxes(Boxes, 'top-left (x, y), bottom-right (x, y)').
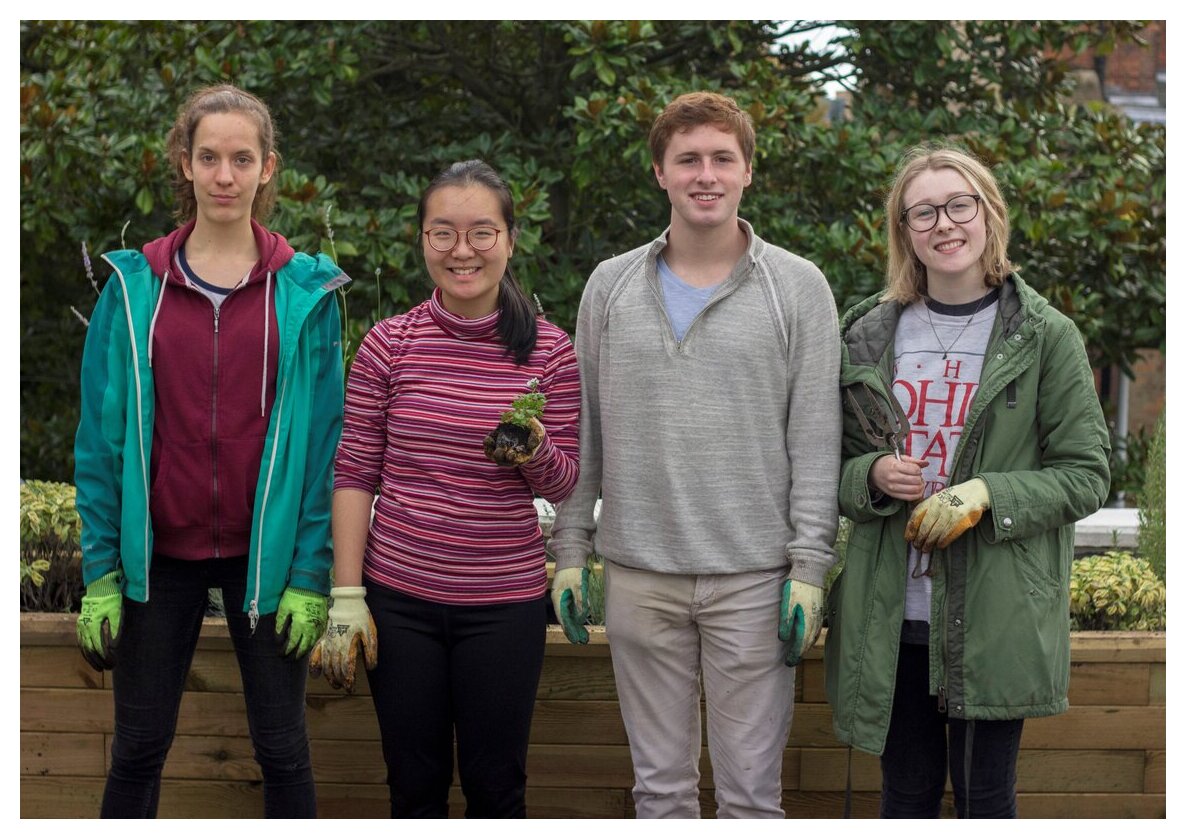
top-left (20, 613), bottom-right (1164, 818)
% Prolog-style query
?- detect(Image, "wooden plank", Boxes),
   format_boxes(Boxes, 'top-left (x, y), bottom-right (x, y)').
top-left (799, 746), bottom-right (882, 791)
top-left (522, 786), bottom-right (631, 819)
top-left (20, 647), bottom-right (105, 689)
top-left (1017, 750), bottom-right (1146, 793)
top-left (157, 735), bottom-right (261, 781)
top-left (530, 700), bottom-right (628, 745)
top-left (1067, 632), bottom-right (1166, 662)
top-left (155, 781), bottom-right (265, 818)
top-left (303, 693), bottom-right (381, 740)
top-left (183, 650), bottom-right (245, 694)
top-left (1145, 750), bottom-right (1165, 794)
top-left (1022, 706), bottom-right (1165, 750)
top-left (19, 776), bottom-right (105, 818)
top-left (21, 732), bottom-right (106, 777)
top-left (1017, 792), bottom-right (1166, 818)
top-left (21, 688), bottom-right (113, 733)
top-left (787, 703), bottom-right (838, 747)
top-left (308, 737), bottom-right (388, 785)
top-left (536, 655), bottom-right (618, 701)
top-left (800, 659), bottom-right (827, 704)
top-left (1150, 662), bottom-right (1165, 704)
top-left (1069, 661), bottom-right (1150, 705)
top-left (527, 743), bottom-right (634, 788)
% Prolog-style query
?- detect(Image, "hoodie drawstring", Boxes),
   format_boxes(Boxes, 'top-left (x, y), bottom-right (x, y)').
top-left (147, 270), bottom-right (170, 367)
top-left (261, 271), bottom-right (271, 417)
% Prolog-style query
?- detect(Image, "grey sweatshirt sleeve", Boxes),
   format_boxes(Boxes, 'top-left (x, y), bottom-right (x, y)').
top-left (783, 262), bottom-right (842, 587)
top-left (548, 264), bottom-right (608, 572)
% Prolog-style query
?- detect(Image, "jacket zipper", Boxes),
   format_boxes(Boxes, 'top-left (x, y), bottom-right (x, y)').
top-left (938, 685), bottom-right (947, 713)
top-left (211, 305), bottom-right (221, 559)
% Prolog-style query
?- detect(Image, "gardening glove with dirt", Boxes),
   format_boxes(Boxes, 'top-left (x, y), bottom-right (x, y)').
top-left (308, 586), bottom-right (378, 692)
top-left (904, 477), bottom-right (991, 553)
top-left (485, 417), bottom-right (546, 467)
top-left (779, 578), bottom-right (824, 668)
top-left (275, 587), bottom-right (328, 661)
top-left (76, 569), bottom-right (122, 672)
top-left (551, 566), bottom-right (589, 645)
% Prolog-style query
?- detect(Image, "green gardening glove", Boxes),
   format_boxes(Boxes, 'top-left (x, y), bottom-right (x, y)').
top-left (904, 477), bottom-right (991, 553)
top-left (76, 569), bottom-right (123, 672)
top-left (778, 578), bottom-right (824, 668)
top-left (275, 586), bottom-right (328, 661)
top-left (551, 566), bottom-right (589, 645)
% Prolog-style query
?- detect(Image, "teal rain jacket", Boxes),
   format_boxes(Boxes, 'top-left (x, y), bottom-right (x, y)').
top-left (74, 248), bottom-right (349, 627)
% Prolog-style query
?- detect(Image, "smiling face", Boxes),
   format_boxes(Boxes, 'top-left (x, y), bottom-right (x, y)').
top-left (902, 167), bottom-right (989, 300)
top-left (181, 111), bottom-right (275, 230)
top-left (653, 123), bottom-right (752, 236)
top-left (421, 184), bottom-right (514, 319)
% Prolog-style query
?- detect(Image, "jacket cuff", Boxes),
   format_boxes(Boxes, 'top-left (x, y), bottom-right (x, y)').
top-left (974, 472), bottom-right (1015, 544)
top-left (841, 452), bottom-right (903, 520)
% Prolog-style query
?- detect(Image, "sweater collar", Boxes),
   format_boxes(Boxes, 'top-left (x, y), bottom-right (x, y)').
top-left (427, 287), bottom-right (500, 339)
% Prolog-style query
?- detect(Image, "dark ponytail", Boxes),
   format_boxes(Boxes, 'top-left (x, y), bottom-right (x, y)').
top-left (417, 160), bottom-right (538, 365)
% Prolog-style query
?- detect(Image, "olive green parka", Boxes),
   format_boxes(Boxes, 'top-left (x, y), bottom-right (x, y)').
top-left (824, 273), bottom-right (1110, 756)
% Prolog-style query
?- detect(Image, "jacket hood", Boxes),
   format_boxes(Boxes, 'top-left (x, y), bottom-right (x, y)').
top-left (142, 219), bottom-right (295, 284)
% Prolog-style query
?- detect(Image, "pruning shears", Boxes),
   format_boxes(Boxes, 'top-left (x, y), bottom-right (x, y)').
top-left (846, 382), bottom-right (904, 462)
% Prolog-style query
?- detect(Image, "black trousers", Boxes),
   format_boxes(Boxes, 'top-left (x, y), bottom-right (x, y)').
top-left (365, 584), bottom-right (547, 818)
top-left (880, 638), bottom-right (1024, 818)
top-left (102, 555), bottom-right (315, 818)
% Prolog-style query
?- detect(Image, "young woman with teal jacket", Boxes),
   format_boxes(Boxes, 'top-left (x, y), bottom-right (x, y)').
top-left (73, 84), bottom-right (348, 817)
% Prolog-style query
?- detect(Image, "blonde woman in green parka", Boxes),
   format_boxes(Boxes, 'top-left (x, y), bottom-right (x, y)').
top-left (824, 145), bottom-right (1110, 818)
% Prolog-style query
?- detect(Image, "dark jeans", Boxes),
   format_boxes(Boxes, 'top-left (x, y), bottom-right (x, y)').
top-left (365, 585), bottom-right (547, 818)
top-left (101, 555), bottom-right (315, 818)
top-left (880, 638), bottom-right (1024, 819)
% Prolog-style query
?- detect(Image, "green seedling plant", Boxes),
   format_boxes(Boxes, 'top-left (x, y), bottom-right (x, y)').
top-left (484, 378), bottom-right (547, 466)
top-left (501, 378), bottom-right (547, 427)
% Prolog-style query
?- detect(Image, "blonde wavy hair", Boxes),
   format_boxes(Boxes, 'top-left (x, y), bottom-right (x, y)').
top-left (882, 145), bottom-right (1014, 304)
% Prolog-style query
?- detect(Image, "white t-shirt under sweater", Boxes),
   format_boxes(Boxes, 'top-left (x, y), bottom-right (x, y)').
top-left (892, 290), bottom-right (999, 622)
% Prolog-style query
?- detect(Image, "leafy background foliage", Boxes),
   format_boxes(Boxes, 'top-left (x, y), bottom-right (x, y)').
top-left (21, 21), bottom-right (1164, 483)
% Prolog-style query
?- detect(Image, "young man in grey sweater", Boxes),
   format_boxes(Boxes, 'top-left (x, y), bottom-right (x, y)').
top-left (549, 91), bottom-right (841, 818)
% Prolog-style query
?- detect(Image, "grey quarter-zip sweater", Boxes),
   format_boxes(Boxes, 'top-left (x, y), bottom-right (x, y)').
top-left (550, 220), bottom-right (841, 587)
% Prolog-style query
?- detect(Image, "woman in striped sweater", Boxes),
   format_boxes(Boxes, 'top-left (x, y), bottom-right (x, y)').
top-left (312, 160), bottom-right (581, 818)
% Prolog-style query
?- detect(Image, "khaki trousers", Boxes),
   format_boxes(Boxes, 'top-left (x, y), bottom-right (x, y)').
top-left (604, 561), bottom-right (795, 819)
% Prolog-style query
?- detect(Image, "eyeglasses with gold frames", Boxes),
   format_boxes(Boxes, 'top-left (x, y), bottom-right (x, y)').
top-left (423, 226), bottom-right (504, 252)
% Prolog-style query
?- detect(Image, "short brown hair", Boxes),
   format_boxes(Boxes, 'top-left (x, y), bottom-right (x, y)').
top-left (165, 84), bottom-right (281, 224)
top-left (648, 91), bottom-right (756, 166)
top-left (882, 144), bottom-right (1015, 304)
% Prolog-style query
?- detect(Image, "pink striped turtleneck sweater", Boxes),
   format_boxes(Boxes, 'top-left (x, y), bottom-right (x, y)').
top-left (333, 288), bottom-right (580, 605)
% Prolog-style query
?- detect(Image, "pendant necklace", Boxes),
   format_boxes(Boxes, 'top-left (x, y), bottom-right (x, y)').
top-left (925, 290), bottom-right (994, 360)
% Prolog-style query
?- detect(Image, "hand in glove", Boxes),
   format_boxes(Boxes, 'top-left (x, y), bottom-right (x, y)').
top-left (77, 569), bottom-right (122, 672)
top-left (778, 578), bottom-right (825, 668)
top-left (308, 586), bottom-right (378, 692)
top-left (551, 566), bottom-right (589, 645)
top-left (484, 417), bottom-right (545, 467)
top-left (904, 477), bottom-right (991, 553)
top-left (275, 587), bottom-right (328, 661)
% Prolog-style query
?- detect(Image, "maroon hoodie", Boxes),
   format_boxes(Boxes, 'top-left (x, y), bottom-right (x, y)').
top-left (142, 219), bottom-right (295, 560)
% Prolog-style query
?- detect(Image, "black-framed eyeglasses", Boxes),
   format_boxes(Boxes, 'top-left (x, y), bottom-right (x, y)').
top-left (423, 226), bottom-right (504, 252)
top-left (900, 194), bottom-right (981, 232)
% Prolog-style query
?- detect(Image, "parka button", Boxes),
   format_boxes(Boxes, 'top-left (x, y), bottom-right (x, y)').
top-left (955, 704), bottom-right (963, 712)
top-left (1013, 334), bottom-right (1023, 341)
top-left (996, 353), bottom-right (1004, 360)
top-left (954, 618), bottom-right (962, 626)
top-left (1002, 517), bottom-right (1013, 528)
